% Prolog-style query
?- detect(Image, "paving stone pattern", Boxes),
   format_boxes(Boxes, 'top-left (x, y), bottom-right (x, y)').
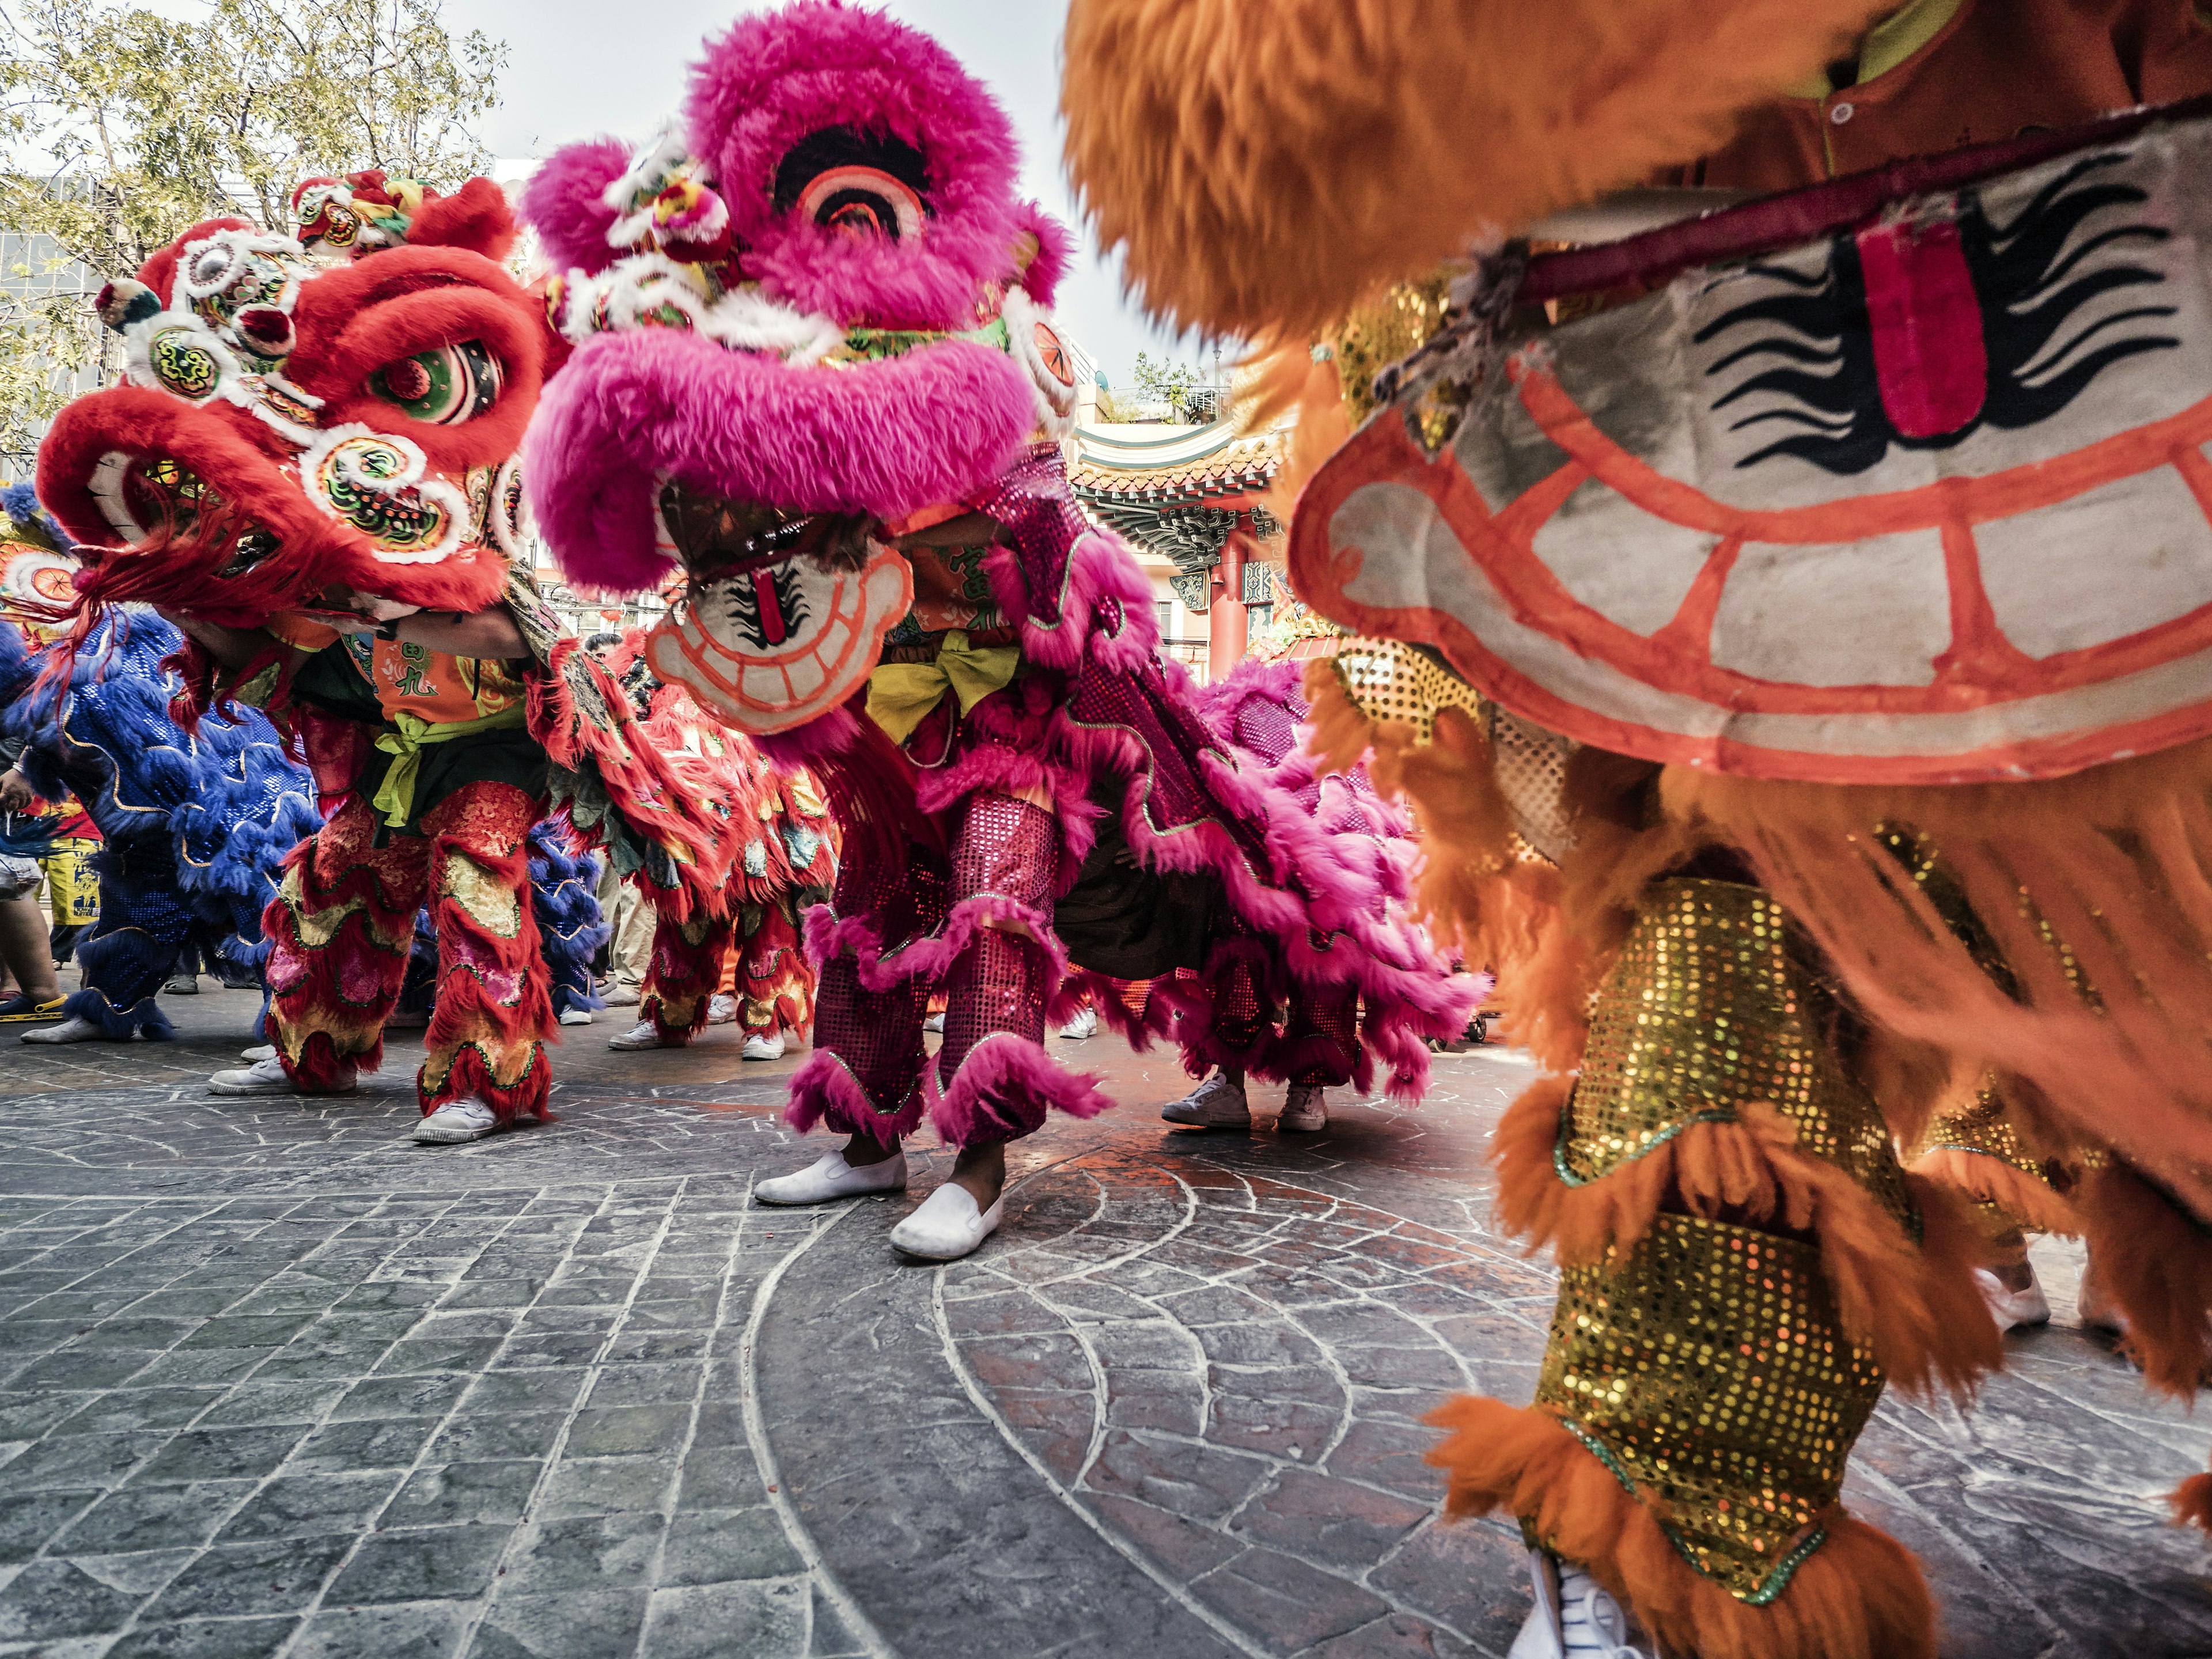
top-left (0, 988), bottom-right (2205, 1657)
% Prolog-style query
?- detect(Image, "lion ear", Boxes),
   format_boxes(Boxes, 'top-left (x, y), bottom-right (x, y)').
top-left (520, 138), bottom-right (635, 277)
top-left (1010, 200), bottom-right (1073, 309)
top-left (403, 177), bottom-right (517, 262)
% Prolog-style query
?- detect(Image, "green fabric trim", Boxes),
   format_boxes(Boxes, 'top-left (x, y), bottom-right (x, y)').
top-left (1556, 1418), bottom-right (1830, 1607)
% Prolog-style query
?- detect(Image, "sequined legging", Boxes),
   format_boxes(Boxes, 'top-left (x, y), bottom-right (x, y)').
top-left (811, 790), bottom-right (1057, 1146)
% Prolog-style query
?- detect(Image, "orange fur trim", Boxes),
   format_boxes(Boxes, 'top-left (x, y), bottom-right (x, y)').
top-left (1908, 1146), bottom-right (2081, 1238)
top-left (2171, 1467), bottom-right (2212, 1536)
top-left (1661, 746), bottom-right (2212, 1220)
top-left (1062, 0), bottom-right (1890, 341)
top-left (1253, 349), bottom-right (1350, 525)
top-left (1491, 1080), bottom-right (1999, 1400)
top-left (2077, 1162), bottom-right (2212, 1400)
top-left (1425, 1396), bottom-right (1936, 1659)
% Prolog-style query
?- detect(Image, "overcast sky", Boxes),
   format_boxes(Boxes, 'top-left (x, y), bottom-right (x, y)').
top-left (442, 0), bottom-right (1198, 387)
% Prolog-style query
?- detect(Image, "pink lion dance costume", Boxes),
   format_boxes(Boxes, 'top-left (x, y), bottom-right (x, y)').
top-left (518, 2), bottom-right (1475, 1244)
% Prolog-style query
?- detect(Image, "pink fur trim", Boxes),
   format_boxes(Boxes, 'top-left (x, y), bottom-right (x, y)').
top-left (522, 138), bottom-right (636, 278)
top-left (785, 1047), bottom-right (926, 1145)
top-left (685, 2), bottom-right (1021, 329)
top-left (806, 892), bottom-right (1071, 998)
top-left (1013, 201), bottom-right (1073, 307)
top-left (998, 531), bottom-right (1160, 674)
top-left (931, 1031), bottom-right (1113, 1146)
top-left (524, 329), bottom-right (1037, 592)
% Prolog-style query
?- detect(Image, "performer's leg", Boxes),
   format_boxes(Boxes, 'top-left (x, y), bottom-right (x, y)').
top-left (32, 844), bottom-right (195, 1041)
top-left (415, 782), bottom-right (556, 1127)
top-left (624, 904), bottom-right (734, 1048)
top-left (1277, 990), bottom-right (1357, 1131)
top-left (249, 797), bottom-right (429, 1092)
top-left (896, 790), bottom-right (1109, 1259)
top-left (1161, 950), bottom-right (1269, 1129)
top-left (767, 845), bottom-right (945, 1205)
top-left (736, 897), bottom-right (809, 1059)
top-left (1911, 1076), bottom-right (2076, 1333)
top-left (1434, 878), bottom-right (1997, 1659)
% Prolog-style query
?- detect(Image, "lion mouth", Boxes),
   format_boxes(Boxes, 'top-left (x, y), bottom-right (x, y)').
top-left (654, 479), bottom-right (872, 583)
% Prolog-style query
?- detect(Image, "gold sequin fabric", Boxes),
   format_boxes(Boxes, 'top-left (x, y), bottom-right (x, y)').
top-left (1914, 1077), bottom-right (2057, 1187)
top-left (1562, 879), bottom-right (1914, 1234)
top-left (1533, 1213), bottom-right (1884, 1603)
top-left (1330, 638), bottom-right (1483, 746)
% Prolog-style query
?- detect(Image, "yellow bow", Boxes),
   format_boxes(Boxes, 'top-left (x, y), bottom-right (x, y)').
top-left (371, 705), bottom-right (529, 828)
top-left (864, 630), bottom-right (1021, 745)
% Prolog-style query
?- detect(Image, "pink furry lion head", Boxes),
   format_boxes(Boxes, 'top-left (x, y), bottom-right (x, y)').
top-left (519, 1), bottom-right (1075, 592)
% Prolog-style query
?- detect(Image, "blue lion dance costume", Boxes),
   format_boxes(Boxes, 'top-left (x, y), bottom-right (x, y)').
top-left (3, 612), bottom-right (321, 1039)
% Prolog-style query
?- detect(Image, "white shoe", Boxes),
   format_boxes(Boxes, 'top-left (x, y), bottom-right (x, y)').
top-left (1279, 1083), bottom-right (1327, 1132)
top-left (755, 1149), bottom-right (907, 1206)
top-left (385, 1006), bottom-right (430, 1030)
top-left (240, 1043), bottom-right (276, 1062)
top-left (1161, 1071), bottom-right (1250, 1129)
top-left (558, 1007), bottom-right (593, 1027)
top-left (1509, 1550), bottom-right (1653, 1658)
top-left (1973, 1265), bottom-right (2051, 1334)
top-left (923, 1011), bottom-right (945, 1035)
top-left (209, 1055), bottom-right (355, 1096)
top-left (412, 1096), bottom-right (507, 1144)
top-left (889, 1181), bottom-right (1003, 1260)
top-left (22, 1016), bottom-right (107, 1044)
top-left (607, 1018), bottom-right (669, 1051)
top-left (601, 983), bottom-right (642, 1007)
top-left (741, 1030), bottom-right (785, 1061)
top-left (163, 974), bottom-right (198, 995)
top-left (1056, 1006), bottom-right (1098, 1040)
top-left (706, 994), bottom-right (738, 1025)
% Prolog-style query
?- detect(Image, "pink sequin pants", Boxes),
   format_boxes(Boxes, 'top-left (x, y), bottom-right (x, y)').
top-left (810, 791), bottom-right (1058, 1147)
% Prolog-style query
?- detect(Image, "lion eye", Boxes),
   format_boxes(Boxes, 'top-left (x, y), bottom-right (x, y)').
top-left (796, 166), bottom-right (925, 242)
top-left (368, 341), bottom-right (501, 423)
top-left (773, 126), bottom-right (931, 244)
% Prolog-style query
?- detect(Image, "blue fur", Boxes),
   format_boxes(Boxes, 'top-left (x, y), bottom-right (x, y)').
top-left (529, 820), bottom-right (608, 1015)
top-left (3, 612), bottom-right (317, 1033)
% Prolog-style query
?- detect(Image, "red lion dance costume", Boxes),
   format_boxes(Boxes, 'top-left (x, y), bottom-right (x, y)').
top-left (517, 2), bottom-right (1475, 1259)
top-left (616, 677), bottom-right (835, 1055)
top-left (34, 169), bottom-right (728, 1140)
top-left (1069, 2), bottom-right (2212, 1657)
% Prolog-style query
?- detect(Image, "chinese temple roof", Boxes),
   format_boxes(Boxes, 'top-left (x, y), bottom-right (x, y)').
top-left (1067, 422), bottom-right (1283, 504)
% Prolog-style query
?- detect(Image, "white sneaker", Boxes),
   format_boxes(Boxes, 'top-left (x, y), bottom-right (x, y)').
top-left (557, 1007), bottom-right (593, 1027)
top-left (1056, 1006), bottom-right (1098, 1040)
top-left (607, 1018), bottom-right (669, 1051)
top-left (240, 1043), bottom-right (276, 1062)
top-left (1973, 1265), bottom-right (2051, 1334)
top-left (741, 1030), bottom-right (785, 1061)
top-left (164, 974), bottom-right (199, 995)
top-left (412, 1096), bottom-right (506, 1144)
top-left (755, 1148), bottom-right (907, 1206)
top-left (1161, 1071), bottom-right (1251, 1129)
top-left (706, 994), bottom-right (738, 1025)
top-left (601, 983), bottom-right (642, 1007)
top-left (923, 1011), bottom-right (945, 1035)
top-left (1279, 1083), bottom-right (1327, 1132)
top-left (209, 1055), bottom-right (356, 1096)
top-left (22, 1016), bottom-right (108, 1044)
top-left (1508, 1550), bottom-right (1653, 1658)
top-left (889, 1181), bottom-right (1003, 1260)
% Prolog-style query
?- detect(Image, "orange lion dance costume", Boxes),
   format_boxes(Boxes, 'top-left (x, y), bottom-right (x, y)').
top-left (1069, 3), bottom-right (2212, 1656)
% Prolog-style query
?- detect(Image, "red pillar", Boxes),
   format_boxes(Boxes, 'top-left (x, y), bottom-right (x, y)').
top-left (1207, 533), bottom-right (1248, 684)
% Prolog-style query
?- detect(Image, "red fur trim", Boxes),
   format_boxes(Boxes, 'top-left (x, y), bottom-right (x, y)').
top-left (2077, 1161), bottom-right (2212, 1399)
top-left (2172, 1467), bottom-right (2212, 1536)
top-left (423, 1041), bottom-right (551, 1122)
top-left (931, 1031), bottom-right (1114, 1146)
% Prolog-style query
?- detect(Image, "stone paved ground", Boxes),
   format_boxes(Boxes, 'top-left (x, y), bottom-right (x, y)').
top-left (0, 987), bottom-right (2206, 1658)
